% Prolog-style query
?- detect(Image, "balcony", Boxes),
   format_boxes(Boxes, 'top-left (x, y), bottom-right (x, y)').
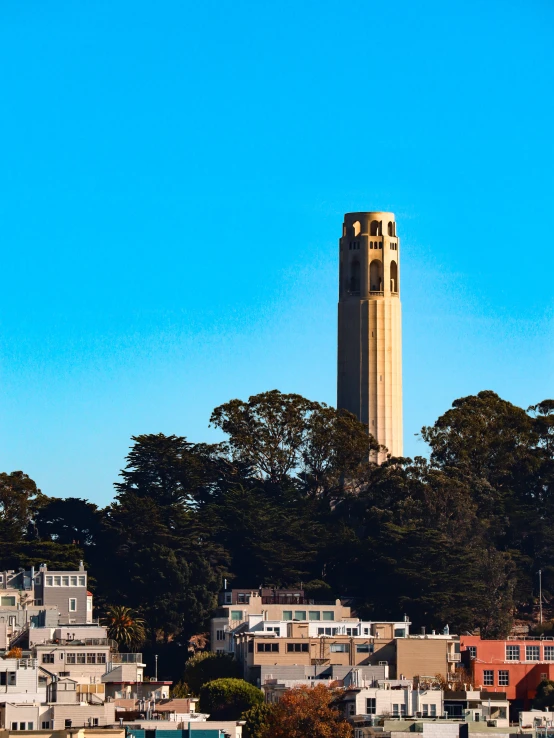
top-left (110, 653), bottom-right (143, 664)
top-left (43, 638), bottom-right (118, 649)
top-left (369, 290), bottom-right (384, 296)
top-left (448, 653), bottom-right (461, 662)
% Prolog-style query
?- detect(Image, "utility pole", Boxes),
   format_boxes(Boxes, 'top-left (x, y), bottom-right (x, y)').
top-left (539, 569), bottom-right (542, 625)
top-left (155, 654), bottom-right (158, 681)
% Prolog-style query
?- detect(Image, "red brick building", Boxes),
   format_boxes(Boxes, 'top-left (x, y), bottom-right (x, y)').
top-left (460, 636), bottom-right (554, 710)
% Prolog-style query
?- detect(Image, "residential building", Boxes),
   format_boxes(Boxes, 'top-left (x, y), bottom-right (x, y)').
top-left (229, 609), bottom-right (459, 684)
top-left (211, 587), bottom-right (355, 653)
top-left (338, 683), bottom-right (509, 728)
top-left (461, 635), bottom-right (554, 711)
top-left (0, 658), bottom-right (46, 703)
top-left (0, 728), bottom-right (123, 738)
top-left (36, 564), bottom-right (92, 624)
top-left (262, 664), bottom-right (388, 701)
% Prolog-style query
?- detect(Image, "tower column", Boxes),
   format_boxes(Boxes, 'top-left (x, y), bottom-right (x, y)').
top-left (337, 211), bottom-right (403, 460)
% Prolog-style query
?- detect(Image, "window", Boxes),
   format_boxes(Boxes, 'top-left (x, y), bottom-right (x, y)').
top-left (322, 611), bottom-right (335, 621)
top-left (506, 645), bottom-right (520, 661)
top-left (34, 599), bottom-right (42, 606)
top-left (216, 630), bottom-right (225, 641)
top-left (392, 704), bottom-right (399, 716)
top-left (283, 611), bottom-right (292, 621)
top-left (87, 653), bottom-right (96, 664)
top-left (498, 670), bottom-right (509, 686)
top-left (11, 724), bottom-right (17, 731)
top-left (330, 643), bottom-right (349, 653)
top-left (430, 704), bottom-right (436, 717)
top-left (41, 723), bottom-right (51, 730)
top-left (77, 653), bottom-right (86, 664)
top-left (349, 262), bottom-right (360, 293)
top-left (394, 628), bottom-right (406, 638)
top-left (19, 724), bottom-right (26, 731)
top-left (257, 642), bottom-right (278, 652)
top-left (230, 610), bottom-right (243, 621)
top-left (69, 598), bottom-right (77, 612)
top-left (526, 645), bottom-right (540, 661)
top-left (42, 654), bottom-right (55, 664)
top-left (66, 653), bottom-right (76, 664)
top-left (467, 646), bottom-right (477, 659)
top-left (91, 719), bottom-right (99, 727)
top-left (62, 576), bottom-right (70, 586)
top-left (287, 643), bottom-right (309, 652)
top-left (54, 576), bottom-right (61, 586)
top-left (71, 576), bottom-right (77, 586)
top-left (400, 705), bottom-right (406, 716)
top-left (266, 627), bottom-right (280, 635)
top-left (545, 646), bottom-right (554, 661)
top-left (390, 260), bottom-right (398, 293)
top-left (46, 576), bottom-right (53, 586)
top-left (96, 652), bottom-right (106, 664)
top-left (0, 672), bottom-right (16, 686)
top-left (309, 611), bottom-right (321, 620)
top-left (366, 698), bottom-right (376, 715)
top-left (541, 673), bottom-right (548, 680)
top-left (294, 611), bottom-right (306, 620)
top-left (78, 576), bottom-right (86, 586)
top-left (0, 596), bottom-right (16, 606)
top-left (65, 720), bottom-right (72, 728)
top-left (483, 670), bottom-right (494, 686)
top-left (422, 704), bottom-right (429, 717)
top-left (356, 644), bottom-right (373, 653)
top-left (345, 628), bottom-right (358, 636)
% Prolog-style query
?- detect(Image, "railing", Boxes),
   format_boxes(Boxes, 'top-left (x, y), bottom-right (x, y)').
top-left (369, 290), bottom-right (384, 296)
top-left (110, 653), bottom-right (143, 664)
top-left (260, 597), bottom-right (337, 605)
top-left (448, 653), bottom-right (462, 662)
top-left (42, 638), bottom-right (117, 648)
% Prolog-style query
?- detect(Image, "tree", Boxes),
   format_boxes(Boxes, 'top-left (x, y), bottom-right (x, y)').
top-left (210, 390), bottom-right (376, 493)
top-left (105, 605), bottom-right (146, 650)
top-left (266, 684), bottom-right (352, 738)
top-left (242, 703), bottom-right (274, 738)
top-left (35, 497), bottom-right (101, 546)
top-left (198, 678), bottom-right (263, 720)
top-left (183, 652), bottom-right (241, 695)
top-left (0, 471), bottom-right (44, 542)
top-left (534, 679), bottom-right (554, 709)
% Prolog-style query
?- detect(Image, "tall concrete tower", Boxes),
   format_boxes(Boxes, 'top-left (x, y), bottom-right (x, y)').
top-left (337, 212), bottom-right (403, 459)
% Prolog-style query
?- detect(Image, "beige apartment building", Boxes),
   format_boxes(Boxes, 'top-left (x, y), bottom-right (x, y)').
top-left (211, 588), bottom-right (353, 652)
top-left (234, 626), bottom-right (460, 684)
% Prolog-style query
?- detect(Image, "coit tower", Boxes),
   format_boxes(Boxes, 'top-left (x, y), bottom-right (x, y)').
top-left (337, 212), bottom-right (403, 460)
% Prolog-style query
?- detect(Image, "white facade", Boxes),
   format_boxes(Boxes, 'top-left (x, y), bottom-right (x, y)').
top-left (0, 659), bottom-right (46, 703)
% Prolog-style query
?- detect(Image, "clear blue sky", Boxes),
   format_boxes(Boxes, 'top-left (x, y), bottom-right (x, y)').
top-left (1, 0), bottom-right (552, 506)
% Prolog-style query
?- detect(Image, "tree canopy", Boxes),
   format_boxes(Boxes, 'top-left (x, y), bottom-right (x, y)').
top-left (1, 388), bottom-right (553, 681)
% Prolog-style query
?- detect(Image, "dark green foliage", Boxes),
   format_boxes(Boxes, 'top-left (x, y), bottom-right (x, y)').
top-left (198, 678), bottom-right (263, 720)
top-left (242, 702), bottom-right (274, 738)
top-left (534, 679), bottom-right (554, 709)
top-left (183, 652), bottom-right (242, 695)
top-left (2, 389), bottom-right (554, 679)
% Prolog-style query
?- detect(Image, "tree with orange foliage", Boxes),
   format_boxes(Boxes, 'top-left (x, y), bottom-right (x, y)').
top-left (4, 647), bottom-right (22, 659)
top-left (266, 684), bottom-right (352, 738)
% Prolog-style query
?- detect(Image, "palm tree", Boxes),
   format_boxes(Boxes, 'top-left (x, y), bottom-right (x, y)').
top-left (105, 605), bottom-right (146, 650)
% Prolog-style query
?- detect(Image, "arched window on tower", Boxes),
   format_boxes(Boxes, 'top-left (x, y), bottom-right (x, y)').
top-left (370, 220), bottom-right (379, 236)
top-left (387, 221), bottom-right (394, 236)
top-left (369, 260), bottom-right (383, 292)
top-left (350, 261), bottom-right (361, 293)
top-left (353, 220), bottom-right (361, 237)
top-left (390, 260), bottom-right (398, 293)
